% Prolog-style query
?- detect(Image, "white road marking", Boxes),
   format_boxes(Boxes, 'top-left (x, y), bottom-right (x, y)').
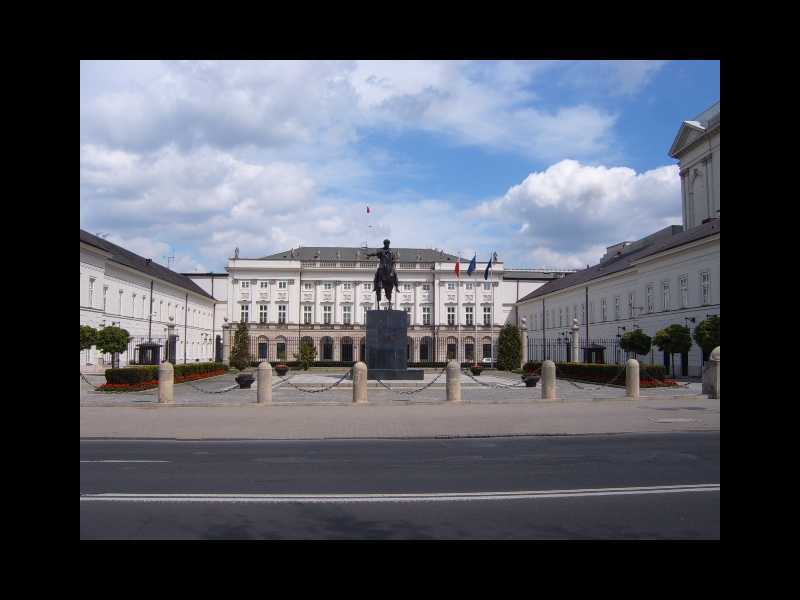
top-left (80, 483), bottom-right (719, 503)
top-left (80, 460), bottom-right (170, 463)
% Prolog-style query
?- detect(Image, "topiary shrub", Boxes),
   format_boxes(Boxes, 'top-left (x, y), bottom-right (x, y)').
top-left (654, 324), bottom-right (692, 378)
top-left (496, 324), bottom-right (522, 371)
top-left (293, 340), bottom-right (317, 371)
top-left (95, 325), bottom-right (131, 369)
top-left (229, 322), bottom-right (251, 371)
top-left (619, 329), bottom-right (652, 358)
top-left (693, 315), bottom-right (719, 359)
top-left (80, 325), bottom-right (97, 351)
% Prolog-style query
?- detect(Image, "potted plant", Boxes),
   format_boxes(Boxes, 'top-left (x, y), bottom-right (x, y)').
top-left (234, 372), bottom-right (255, 389)
top-left (521, 362), bottom-right (540, 387)
top-left (274, 363), bottom-right (289, 376)
top-left (469, 363), bottom-right (483, 376)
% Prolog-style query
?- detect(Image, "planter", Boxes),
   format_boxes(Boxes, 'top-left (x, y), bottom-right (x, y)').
top-left (274, 365), bottom-right (289, 376)
top-left (469, 366), bottom-right (483, 376)
top-left (235, 373), bottom-right (255, 389)
top-left (522, 375), bottom-right (540, 387)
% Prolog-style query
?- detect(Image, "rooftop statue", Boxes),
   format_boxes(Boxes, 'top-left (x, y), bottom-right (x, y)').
top-left (365, 239), bottom-right (399, 307)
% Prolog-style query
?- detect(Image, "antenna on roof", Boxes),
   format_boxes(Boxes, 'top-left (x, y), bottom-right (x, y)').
top-left (162, 246), bottom-right (175, 270)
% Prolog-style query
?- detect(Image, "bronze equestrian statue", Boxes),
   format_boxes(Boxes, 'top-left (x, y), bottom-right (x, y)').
top-left (366, 239), bottom-right (399, 306)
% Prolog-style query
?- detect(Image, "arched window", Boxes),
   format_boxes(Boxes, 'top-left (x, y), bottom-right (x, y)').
top-left (482, 336), bottom-right (493, 361)
top-left (341, 336), bottom-right (354, 363)
top-left (464, 336), bottom-right (475, 362)
top-left (359, 337), bottom-right (366, 362)
top-left (275, 336), bottom-right (287, 361)
top-left (321, 336), bottom-right (334, 361)
top-left (257, 335), bottom-right (269, 360)
top-left (446, 336), bottom-right (458, 360)
top-left (419, 336), bottom-right (433, 362)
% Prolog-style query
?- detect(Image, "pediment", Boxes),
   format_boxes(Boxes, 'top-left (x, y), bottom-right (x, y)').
top-left (669, 121), bottom-right (706, 158)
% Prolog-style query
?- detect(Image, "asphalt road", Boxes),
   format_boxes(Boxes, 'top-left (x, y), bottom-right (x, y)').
top-left (80, 432), bottom-right (720, 539)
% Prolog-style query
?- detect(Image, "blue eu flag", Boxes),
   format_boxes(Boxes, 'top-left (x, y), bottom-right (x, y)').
top-left (467, 254), bottom-right (477, 276)
top-left (484, 252), bottom-right (493, 280)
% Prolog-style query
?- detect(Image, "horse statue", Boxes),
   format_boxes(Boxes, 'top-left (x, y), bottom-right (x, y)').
top-left (365, 239), bottom-right (399, 307)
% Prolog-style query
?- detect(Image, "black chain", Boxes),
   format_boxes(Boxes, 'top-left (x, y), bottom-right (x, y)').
top-left (374, 366), bottom-right (448, 395)
top-left (554, 364), bottom-right (626, 390)
top-left (183, 380), bottom-right (241, 394)
top-left (284, 369), bottom-right (353, 393)
top-left (460, 370), bottom-right (532, 389)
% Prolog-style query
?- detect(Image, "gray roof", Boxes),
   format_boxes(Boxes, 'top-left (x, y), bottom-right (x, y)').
top-left (517, 219), bottom-right (720, 304)
top-left (259, 246), bottom-right (466, 262)
top-left (80, 229), bottom-right (215, 301)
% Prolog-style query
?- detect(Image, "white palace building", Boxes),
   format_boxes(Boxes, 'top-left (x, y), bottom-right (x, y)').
top-left (516, 101), bottom-right (720, 376)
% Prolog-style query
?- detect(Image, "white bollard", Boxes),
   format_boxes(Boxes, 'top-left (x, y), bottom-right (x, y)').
top-left (257, 361), bottom-right (272, 404)
top-left (158, 361), bottom-right (174, 404)
top-left (446, 360), bottom-right (462, 402)
top-left (541, 360), bottom-right (556, 400)
top-left (702, 346), bottom-right (720, 399)
top-left (353, 361), bottom-right (368, 404)
top-left (626, 358), bottom-right (640, 399)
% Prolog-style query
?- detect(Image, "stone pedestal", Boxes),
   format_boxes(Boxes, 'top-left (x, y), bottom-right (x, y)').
top-left (365, 309), bottom-right (424, 380)
top-left (702, 346), bottom-right (720, 399)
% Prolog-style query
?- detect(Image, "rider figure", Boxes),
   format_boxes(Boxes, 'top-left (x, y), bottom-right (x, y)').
top-left (366, 239), bottom-right (399, 305)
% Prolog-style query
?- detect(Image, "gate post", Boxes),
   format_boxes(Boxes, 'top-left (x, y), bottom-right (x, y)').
top-left (222, 321), bottom-right (231, 367)
top-left (158, 361), bottom-right (174, 404)
top-left (353, 361), bottom-right (368, 404)
top-left (446, 359), bottom-right (462, 403)
top-left (625, 358), bottom-right (640, 400)
top-left (257, 361), bottom-right (272, 404)
top-left (541, 360), bottom-right (556, 400)
top-left (702, 346), bottom-right (720, 399)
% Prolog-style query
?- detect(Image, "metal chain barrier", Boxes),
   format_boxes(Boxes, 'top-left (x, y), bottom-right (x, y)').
top-left (374, 366), bottom-right (448, 396)
top-left (284, 369), bottom-right (353, 394)
top-left (554, 364), bottom-right (626, 391)
top-left (272, 373), bottom-right (296, 388)
top-left (460, 369), bottom-right (533, 389)
top-left (182, 379), bottom-right (241, 394)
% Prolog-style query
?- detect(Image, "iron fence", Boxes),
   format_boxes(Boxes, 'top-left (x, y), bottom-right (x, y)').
top-left (526, 337), bottom-right (661, 366)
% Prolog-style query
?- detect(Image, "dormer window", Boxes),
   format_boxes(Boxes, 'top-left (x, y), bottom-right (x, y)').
top-left (324, 282), bottom-right (332, 290)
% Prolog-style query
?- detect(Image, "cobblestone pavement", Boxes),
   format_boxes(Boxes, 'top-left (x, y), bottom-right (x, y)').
top-left (80, 370), bottom-right (705, 407)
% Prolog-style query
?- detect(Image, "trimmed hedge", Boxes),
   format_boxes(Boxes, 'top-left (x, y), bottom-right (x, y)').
top-left (105, 362), bottom-right (226, 384)
top-left (522, 361), bottom-right (668, 383)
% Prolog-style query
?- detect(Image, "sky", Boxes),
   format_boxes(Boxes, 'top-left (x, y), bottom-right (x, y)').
top-left (80, 60), bottom-right (720, 273)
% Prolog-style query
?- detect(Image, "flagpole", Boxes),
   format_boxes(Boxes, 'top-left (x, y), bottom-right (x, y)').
top-left (457, 252), bottom-right (461, 366)
top-left (490, 252), bottom-right (494, 368)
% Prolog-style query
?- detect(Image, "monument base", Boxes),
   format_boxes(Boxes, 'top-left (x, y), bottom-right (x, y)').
top-left (368, 368), bottom-right (424, 381)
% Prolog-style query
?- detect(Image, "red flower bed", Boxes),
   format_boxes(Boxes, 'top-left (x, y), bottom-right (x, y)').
top-left (97, 369), bottom-right (226, 392)
top-left (640, 378), bottom-right (678, 388)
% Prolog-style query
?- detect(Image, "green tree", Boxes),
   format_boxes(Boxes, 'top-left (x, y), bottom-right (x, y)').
top-left (496, 324), bottom-right (522, 371)
top-left (293, 340), bottom-right (317, 371)
top-left (229, 322), bottom-right (251, 371)
top-left (653, 324), bottom-right (692, 377)
top-left (95, 326), bottom-right (131, 369)
top-left (693, 315), bottom-right (720, 358)
top-left (80, 325), bottom-right (97, 351)
top-left (619, 329), bottom-right (652, 358)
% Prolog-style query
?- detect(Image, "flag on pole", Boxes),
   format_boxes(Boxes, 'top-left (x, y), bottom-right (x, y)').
top-left (455, 256), bottom-right (461, 278)
top-left (366, 206), bottom-right (371, 214)
top-left (467, 254), bottom-right (476, 276)
top-left (484, 252), bottom-right (493, 280)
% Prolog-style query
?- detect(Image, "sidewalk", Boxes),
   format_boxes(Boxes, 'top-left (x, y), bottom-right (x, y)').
top-left (80, 396), bottom-right (720, 440)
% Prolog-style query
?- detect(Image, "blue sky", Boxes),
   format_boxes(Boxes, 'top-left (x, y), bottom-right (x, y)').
top-left (80, 60), bottom-right (720, 272)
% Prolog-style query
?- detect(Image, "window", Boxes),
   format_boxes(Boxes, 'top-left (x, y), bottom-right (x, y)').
top-left (662, 281), bottom-right (670, 311)
top-left (573, 305), bottom-right (578, 324)
top-left (447, 282), bottom-right (456, 290)
top-left (700, 271), bottom-right (710, 305)
top-left (240, 304), bottom-right (249, 322)
top-left (679, 276), bottom-right (689, 308)
top-left (422, 306), bottom-right (431, 325)
top-left (465, 306), bottom-right (474, 326)
top-left (403, 306), bottom-right (411, 324)
top-left (324, 282), bottom-right (332, 290)
top-left (581, 303), bottom-right (585, 323)
top-left (278, 281), bottom-right (287, 290)
top-left (103, 287), bottom-right (108, 312)
top-left (646, 285), bottom-right (654, 313)
top-left (343, 282), bottom-right (352, 290)
top-left (628, 292), bottom-right (635, 318)
top-left (589, 302), bottom-right (594, 324)
top-left (159, 301), bottom-right (163, 321)
top-left (483, 306), bottom-right (491, 325)
top-left (403, 284), bottom-right (411, 291)
top-left (559, 308), bottom-right (563, 327)
top-left (88, 278), bottom-right (95, 307)
top-left (259, 304), bottom-right (268, 323)
top-left (484, 283), bottom-right (491, 291)
top-left (260, 281), bottom-right (269, 288)
top-left (466, 283), bottom-right (473, 290)
top-left (303, 305), bottom-right (312, 324)
top-left (131, 294), bottom-right (137, 317)
top-left (324, 305), bottom-right (332, 325)
top-left (614, 296), bottom-right (621, 320)
top-left (422, 284), bottom-right (430, 291)
top-left (278, 305), bottom-right (287, 324)
top-left (241, 281), bottom-right (250, 289)
top-left (304, 282), bottom-right (312, 291)
top-left (601, 298), bottom-right (607, 321)
top-left (364, 282), bottom-right (372, 291)
top-left (343, 305), bottom-right (352, 324)
top-left (447, 306), bottom-right (455, 325)
top-left (143, 297), bottom-right (147, 318)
